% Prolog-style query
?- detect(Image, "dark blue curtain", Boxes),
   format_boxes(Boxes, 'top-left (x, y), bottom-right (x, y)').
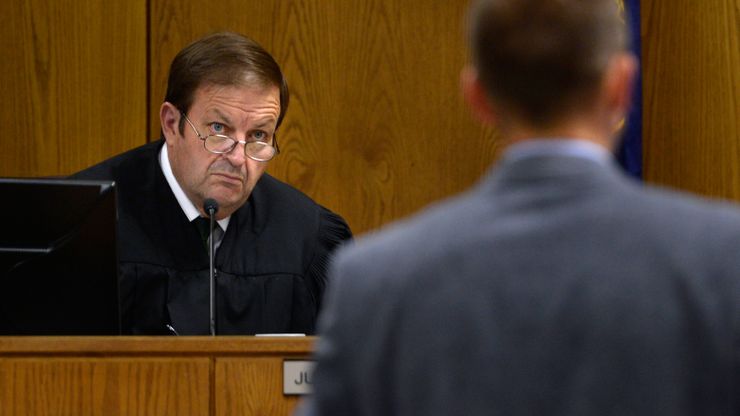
top-left (615, 0), bottom-right (642, 179)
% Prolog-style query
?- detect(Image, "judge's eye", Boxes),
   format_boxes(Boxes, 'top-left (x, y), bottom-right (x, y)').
top-left (209, 122), bottom-right (226, 134)
top-left (251, 130), bottom-right (267, 141)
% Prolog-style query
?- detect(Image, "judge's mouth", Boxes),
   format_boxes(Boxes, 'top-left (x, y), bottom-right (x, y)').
top-left (210, 172), bottom-right (244, 185)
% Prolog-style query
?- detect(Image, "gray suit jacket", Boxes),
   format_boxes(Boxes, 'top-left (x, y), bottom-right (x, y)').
top-left (299, 154), bottom-right (740, 416)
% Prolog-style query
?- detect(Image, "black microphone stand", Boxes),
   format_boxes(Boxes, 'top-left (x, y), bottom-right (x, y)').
top-left (204, 198), bottom-right (219, 336)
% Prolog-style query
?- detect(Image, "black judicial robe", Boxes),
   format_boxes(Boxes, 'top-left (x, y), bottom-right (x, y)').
top-left (72, 140), bottom-right (352, 335)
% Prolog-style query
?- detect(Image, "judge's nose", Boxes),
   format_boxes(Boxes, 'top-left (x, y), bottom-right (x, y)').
top-left (224, 142), bottom-right (248, 165)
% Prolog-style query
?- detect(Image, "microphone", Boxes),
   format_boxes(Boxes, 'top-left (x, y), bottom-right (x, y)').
top-left (203, 198), bottom-right (219, 217)
top-left (203, 198), bottom-right (219, 336)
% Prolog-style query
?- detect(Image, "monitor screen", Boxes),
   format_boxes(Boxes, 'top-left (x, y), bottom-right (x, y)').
top-left (0, 178), bottom-right (120, 335)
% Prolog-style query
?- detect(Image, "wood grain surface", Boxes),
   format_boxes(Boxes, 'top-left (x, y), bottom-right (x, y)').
top-left (216, 357), bottom-right (302, 416)
top-left (0, 0), bottom-right (147, 177)
top-left (0, 336), bottom-right (314, 355)
top-left (642, 0), bottom-right (740, 199)
top-left (0, 358), bottom-right (211, 416)
top-left (0, 336), bottom-right (314, 416)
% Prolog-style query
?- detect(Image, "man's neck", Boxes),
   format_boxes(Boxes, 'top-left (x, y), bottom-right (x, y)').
top-left (497, 112), bottom-right (616, 152)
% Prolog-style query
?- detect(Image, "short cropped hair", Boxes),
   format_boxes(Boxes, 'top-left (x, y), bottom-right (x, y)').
top-left (164, 32), bottom-right (289, 135)
top-left (469, 0), bottom-right (627, 126)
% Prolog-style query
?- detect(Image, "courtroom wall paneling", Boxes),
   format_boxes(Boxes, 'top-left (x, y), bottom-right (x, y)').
top-left (0, 0), bottom-right (147, 177)
top-left (642, 0), bottom-right (740, 199)
top-left (149, 0), bottom-right (501, 235)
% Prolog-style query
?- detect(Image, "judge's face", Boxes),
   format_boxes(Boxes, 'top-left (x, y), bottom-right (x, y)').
top-left (161, 82), bottom-right (281, 219)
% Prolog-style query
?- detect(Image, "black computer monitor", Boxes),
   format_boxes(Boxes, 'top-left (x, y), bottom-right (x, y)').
top-left (0, 178), bottom-right (120, 334)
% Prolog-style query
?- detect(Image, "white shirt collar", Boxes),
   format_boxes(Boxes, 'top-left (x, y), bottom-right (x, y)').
top-left (159, 144), bottom-right (230, 231)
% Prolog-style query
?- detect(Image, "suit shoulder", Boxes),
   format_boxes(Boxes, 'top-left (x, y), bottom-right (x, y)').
top-left (335, 189), bottom-right (479, 272)
top-left (634, 184), bottom-right (740, 229)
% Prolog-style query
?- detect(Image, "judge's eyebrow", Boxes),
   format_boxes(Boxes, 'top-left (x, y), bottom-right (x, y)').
top-left (209, 108), bottom-right (234, 126)
top-left (208, 109), bottom-right (275, 130)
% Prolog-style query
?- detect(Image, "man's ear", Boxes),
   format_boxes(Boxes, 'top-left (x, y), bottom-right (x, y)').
top-left (461, 66), bottom-right (497, 125)
top-left (160, 101), bottom-right (182, 143)
top-left (602, 52), bottom-right (638, 126)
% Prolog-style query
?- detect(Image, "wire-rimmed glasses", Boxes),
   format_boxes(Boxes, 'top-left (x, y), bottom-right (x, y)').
top-left (181, 112), bottom-right (279, 162)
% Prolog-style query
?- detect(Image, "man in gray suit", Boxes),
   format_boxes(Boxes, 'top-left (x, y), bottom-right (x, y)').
top-left (298, 0), bottom-right (740, 414)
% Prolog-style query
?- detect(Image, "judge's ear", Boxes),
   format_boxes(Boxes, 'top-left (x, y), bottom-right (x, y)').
top-left (160, 101), bottom-right (182, 144)
top-left (461, 66), bottom-right (497, 125)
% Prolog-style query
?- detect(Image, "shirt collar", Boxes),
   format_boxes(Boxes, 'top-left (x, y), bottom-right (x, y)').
top-left (159, 144), bottom-right (230, 231)
top-left (503, 138), bottom-right (612, 165)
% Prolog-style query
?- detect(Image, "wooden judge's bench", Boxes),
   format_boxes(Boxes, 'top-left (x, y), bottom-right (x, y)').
top-left (0, 336), bottom-right (314, 415)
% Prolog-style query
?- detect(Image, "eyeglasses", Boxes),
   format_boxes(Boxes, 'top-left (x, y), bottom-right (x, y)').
top-left (181, 112), bottom-right (279, 162)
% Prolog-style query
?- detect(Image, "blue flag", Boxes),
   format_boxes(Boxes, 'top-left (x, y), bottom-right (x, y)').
top-left (615, 0), bottom-right (642, 179)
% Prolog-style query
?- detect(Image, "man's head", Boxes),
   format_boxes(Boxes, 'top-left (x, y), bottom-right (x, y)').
top-left (160, 32), bottom-right (289, 219)
top-left (462, 0), bottom-right (636, 144)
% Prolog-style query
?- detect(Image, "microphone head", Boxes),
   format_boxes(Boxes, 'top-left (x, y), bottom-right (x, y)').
top-left (203, 198), bottom-right (219, 217)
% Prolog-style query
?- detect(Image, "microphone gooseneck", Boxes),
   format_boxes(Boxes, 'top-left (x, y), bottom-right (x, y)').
top-left (203, 198), bottom-right (219, 336)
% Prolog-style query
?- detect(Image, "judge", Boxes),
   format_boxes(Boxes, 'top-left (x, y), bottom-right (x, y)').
top-left (73, 32), bottom-right (352, 335)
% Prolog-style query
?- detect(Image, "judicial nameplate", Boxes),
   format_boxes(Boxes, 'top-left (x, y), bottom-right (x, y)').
top-left (283, 360), bottom-right (315, 395)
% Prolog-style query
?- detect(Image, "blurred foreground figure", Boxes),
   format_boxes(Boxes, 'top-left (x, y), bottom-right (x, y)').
top-left (298, 0), bottom-right (740, 415)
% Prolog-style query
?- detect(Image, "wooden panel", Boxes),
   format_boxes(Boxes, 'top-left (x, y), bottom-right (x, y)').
top-left (0, 0), bottom-right (147, 177)
top-left (216, 357), bottom-right (302, 416)
top-left (149, 0), bottom-right (501, 234)
top-left (642, 0), bottom-right (740, 199)
top-left (0, 336), bottom-right (314, 355)
top-left (0, 337), bottom-right (314, 416)
top-left (0, 358), bottom-right (210, 416)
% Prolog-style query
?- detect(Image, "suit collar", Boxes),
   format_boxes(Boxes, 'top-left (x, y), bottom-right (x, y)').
top-left (481, 150), bottom-right (630, 197)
